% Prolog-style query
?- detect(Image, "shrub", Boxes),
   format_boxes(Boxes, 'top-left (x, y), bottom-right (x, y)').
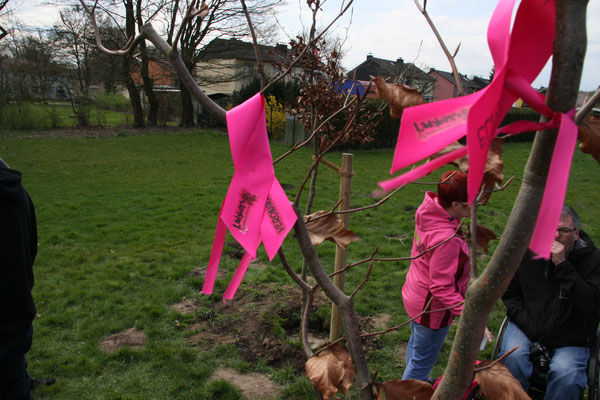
top-left (499, 107), bottom-right (541, 142)
top-left (156, 91), bottom-right (182, 125)
top-left (0, 103), bottom-right (51, 129)
top-left (265, 95), bottom-right (286, 139)
top-left (94, 93), bottom-right (131, 112)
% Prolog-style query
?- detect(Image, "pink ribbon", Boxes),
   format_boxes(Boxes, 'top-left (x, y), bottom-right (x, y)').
top-left (202, 93), bottom-right (297, 300)
top-left (378, 0), bottom-right (578, 258)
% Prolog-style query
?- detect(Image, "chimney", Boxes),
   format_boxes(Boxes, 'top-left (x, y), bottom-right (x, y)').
top-left (396, 57), bottom-right (404, 64)
top-left (366, 54), bottom-right (373, 60)
top-left (276, 43), bottom-right (287, 54)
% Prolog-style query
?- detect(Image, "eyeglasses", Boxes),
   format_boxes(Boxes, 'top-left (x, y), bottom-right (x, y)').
top-left (556, 227), bottom-right (577, 235)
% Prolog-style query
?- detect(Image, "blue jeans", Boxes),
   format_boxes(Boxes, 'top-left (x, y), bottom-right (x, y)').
top-left (498, 321), bottom-right (589, 400)
top-left (0, 326), bottom-right (33, 400)
top-left (402, 321), bottom-right (450, 381)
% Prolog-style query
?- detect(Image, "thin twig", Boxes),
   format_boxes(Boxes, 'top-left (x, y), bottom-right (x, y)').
top-left (301, 288), bottom-right (317, 357)
top-left (349, 246), bottom-right (380, 300)
top-left (278, 248), bottom-right (312, 292)
top-left (473, 346), bottom-right (519, 372)
top-left (484, 176), bottom-right (515, 193)
top-left (273, 97), bottom-right (357, 165)
top-left (330, 197), bottom-right (345, 213)
top-left (349, 254), bottom-right (377, 301)
top-left (293, 100), bottom-right (360, 205)
top-left (262, 0), bottom-right (354, 93)
top-left (360, 300), bottom-right (463, 339)
top-left (575, 85), bottom-right (600, 124)
top-left (317, 299), bottom-right (463, 354)
top-left (468, 201), bottom-right (479, 280)
top-left (414, 0), bottom-right (463, 96)
top-left (78, 0), bottom-right (142, 56)
top-left (329, 219), bottom-right (466, 279)
top-left (240, 0), bottom-right (266, 90)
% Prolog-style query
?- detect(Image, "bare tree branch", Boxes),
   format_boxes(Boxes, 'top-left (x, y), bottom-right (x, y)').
top-left (329, 219), bottom-right (467, 279)
top-left (473, 346), bottom-right (519, 373)
top-left (575, 85), bottom-right (600, 124)
top-left (240, 0), bottom-right (266, 90)
top-left (261, 0), bottom-right (354, 93)
top-left (349, 246), bottom-right (379, 300)
top-left (414, 0), bottom-right (464, 95)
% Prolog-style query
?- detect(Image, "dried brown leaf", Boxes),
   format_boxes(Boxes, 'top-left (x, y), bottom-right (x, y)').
top-left (376, 379), bottom-right (434, 400)
top-left (479, 138), bottom-right (505, 204)
top-left (330, 342), bottom-right (355, 393)
top-left (305, 343), bottom-right (355, 399)
top-left (373, 76), bottom-right (425, 119)
top-left (428, 138), bottom-right (504, 204)
top-left (475, 361), bottom-right (532, 400)
top-left (476, 225), bottom-right (498, 252)
top-left (190, 2), bottom-right (209, 18)
top-left (578, 114), bottom-right (600, 163)
top-left (430, 141), bottom-right (469, 172)
top-left (304, 211), bottom-right (360, 248)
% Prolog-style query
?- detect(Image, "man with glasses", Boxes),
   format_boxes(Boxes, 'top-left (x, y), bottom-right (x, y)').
top-left (498, 205), bottom-right (600, 400)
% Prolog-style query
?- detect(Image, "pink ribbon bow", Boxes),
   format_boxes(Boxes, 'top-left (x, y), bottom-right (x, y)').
top-left (378, 0), bottom-right (578, 259)
top-left (202, 93), bottom-right (297, 300)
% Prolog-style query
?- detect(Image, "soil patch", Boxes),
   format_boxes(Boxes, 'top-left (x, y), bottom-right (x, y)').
top-left (187, 266), bottom-right (226, 279)
top-left (397, 342), bottom-right (408, 363)
top-left (368, 313), bottom-right (392, 330)
top-left (99, 328), bottom-right (147, 353)
top-left (209, 367), bottom-right (282, 399)
top-left (170, 298), bottom-right (201, 315)
top-left (178, 284), bottom-right (329, 371)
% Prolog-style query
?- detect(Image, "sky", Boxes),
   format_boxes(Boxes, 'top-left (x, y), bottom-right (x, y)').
top-left (10, 0), bottom-right (600, 91)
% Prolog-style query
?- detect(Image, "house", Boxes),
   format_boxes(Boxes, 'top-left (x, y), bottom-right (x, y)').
top-left (345, 55), bottom-right (435, 100)
top-left (428, 68), bottom-right (488, 101)
top-left (194, 38), bottom-right (297, 97)
top-left (131, 60), bottom-right (179, 91)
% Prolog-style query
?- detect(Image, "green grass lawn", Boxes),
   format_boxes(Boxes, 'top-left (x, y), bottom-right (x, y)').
top-left (0, 103), bottom-right (132, 130)
top-left (2, 129), bottom-right (599, 399)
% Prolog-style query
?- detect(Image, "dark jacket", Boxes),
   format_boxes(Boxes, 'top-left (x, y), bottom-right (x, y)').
top-left (0, 166), bottom-right (37, 347)
top-left (502, 231), bottom-right (600, 348)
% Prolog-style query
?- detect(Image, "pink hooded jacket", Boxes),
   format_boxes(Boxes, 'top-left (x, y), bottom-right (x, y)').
top-left (402, 191), bottom-right (469, 329)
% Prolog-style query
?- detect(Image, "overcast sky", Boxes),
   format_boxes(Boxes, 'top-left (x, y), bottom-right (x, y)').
top-left (11, 0), bottom-right (600, 91)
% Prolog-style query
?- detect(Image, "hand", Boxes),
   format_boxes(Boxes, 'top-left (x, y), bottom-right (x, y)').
top-left (551, 240), bottom-right (566, 265)
top-left (484, 326), bottom-right (494, 342)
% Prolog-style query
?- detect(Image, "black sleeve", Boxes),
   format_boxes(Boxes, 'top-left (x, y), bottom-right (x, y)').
top-left (554, 254), bottom-right (600, 316)
top-left (502, 267), bottom-right (535, 340)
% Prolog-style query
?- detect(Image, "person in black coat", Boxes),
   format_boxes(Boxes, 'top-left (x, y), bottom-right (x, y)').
top-left (498, 205), bottom-right (600, 400)
top-left (0, 159), bottom-right (53, 399)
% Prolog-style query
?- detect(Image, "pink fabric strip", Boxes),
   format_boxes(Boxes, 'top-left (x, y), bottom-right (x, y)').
top-left (529, 112), bottom-right (578, 258)
top-left (202, 93), bottom-right (297, 300)
top-left (202, 212), bottom-right (227, 295)
top-left (223, 251), bottom-right (254, 300)
top-left (378, 147), bottom-right (468, 192)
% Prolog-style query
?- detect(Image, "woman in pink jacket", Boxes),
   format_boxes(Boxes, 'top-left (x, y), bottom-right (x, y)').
top-left (401, 170), bottom-right (471, 381)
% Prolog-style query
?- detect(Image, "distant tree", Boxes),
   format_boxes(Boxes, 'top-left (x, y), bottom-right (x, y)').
top-left (231, 76), bottom-right (299, 107)
top-left (2, 34), bottom-right (66, 103)
top-left (163, 0), bottom-right (282, 127)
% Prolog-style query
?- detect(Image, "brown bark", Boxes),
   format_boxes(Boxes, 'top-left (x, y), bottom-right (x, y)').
top-left (434, 0), bottom-right (588, 398)
top-left (292, 206), bottom-right (373, 400)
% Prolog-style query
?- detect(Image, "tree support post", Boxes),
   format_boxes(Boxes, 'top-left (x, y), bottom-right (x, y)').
top-left (330, 153), bottom-right (354, 341)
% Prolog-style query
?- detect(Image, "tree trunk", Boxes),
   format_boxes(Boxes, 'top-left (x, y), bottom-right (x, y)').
top-left (139, 41), bottom-right (159, 125)
top-left (292, 207), bottom-right (373, 400)
top-left (180, 82), bottom-right (195, 127)
top-left (122, 57), bottom-right (145, 128)
top-left (434, 0), bottom-right (588, 398)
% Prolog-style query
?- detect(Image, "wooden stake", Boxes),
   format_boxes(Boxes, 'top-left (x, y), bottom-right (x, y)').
top-left (330, 153), bottom-right (354, 341)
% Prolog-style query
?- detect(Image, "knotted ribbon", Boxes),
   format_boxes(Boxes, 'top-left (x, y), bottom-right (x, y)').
top-left (202, 93), bottom-right (297, 300)
top-left (378, 0), bottom-right (577, 258)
